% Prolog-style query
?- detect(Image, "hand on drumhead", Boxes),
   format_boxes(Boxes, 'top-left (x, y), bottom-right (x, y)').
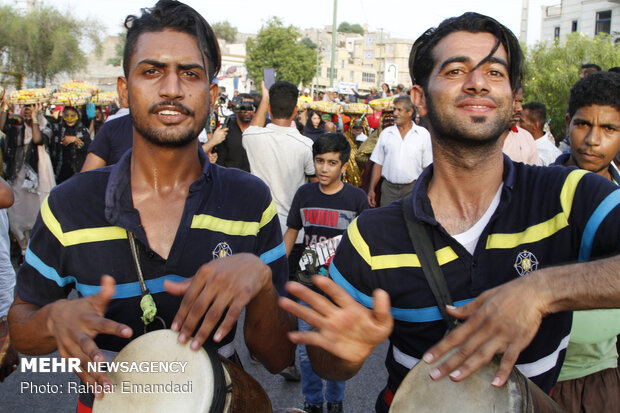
top-left (165, 253), bottom-right (272, 351)
top-left (421, 277), bottom-right (545, 387)
top-left (280, 277), bottom-right (393, 365)
top-left (47, 275), bottom-right (133, 395)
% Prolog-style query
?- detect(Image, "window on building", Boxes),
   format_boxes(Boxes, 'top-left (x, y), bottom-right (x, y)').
top-left (366, 34), bottom-right (375, 46)
top-left (595, 10), bottom-right (611, 35)
top-left (364, 50), bottom-right (374, 60)
top-left (571, 20), bottom-right (578, 32)
top-left (341, 60), bottom-right (345, 69)
top-left (350, 71), bottom-right (354, 81)
top-left (554, 26), bottom-right (560, 40)
top-left (388, 44), bottom-right (394, 53)
top-left (362, 72), bottom-right (375, 83)
top-left (326, 67), bottom-right (338, 78)
top-left (387, 58), bottom-right (393, 64)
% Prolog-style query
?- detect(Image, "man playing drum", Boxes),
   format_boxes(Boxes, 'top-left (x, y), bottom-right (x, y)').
top-left (280, 12), bottom-right (620, 413)
top-left (8, 1), bottom-right (295, 411)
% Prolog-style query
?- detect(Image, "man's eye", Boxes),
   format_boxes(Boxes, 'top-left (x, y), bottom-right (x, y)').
top-left (489, 70), bottom-right (504, 77)
top-left (184, 71), bottom-right (199, 78)
top-left (143, 68), bottom-right (158, 75)
top-left (446, 69), bottom-right (463, 75)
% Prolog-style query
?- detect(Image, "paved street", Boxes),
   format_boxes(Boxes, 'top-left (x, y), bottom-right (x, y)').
top-left (0, 311), bottom-right (388, 413)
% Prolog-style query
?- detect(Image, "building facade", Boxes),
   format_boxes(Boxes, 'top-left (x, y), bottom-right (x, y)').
top-left (540, 0), bottom-right (620, 44)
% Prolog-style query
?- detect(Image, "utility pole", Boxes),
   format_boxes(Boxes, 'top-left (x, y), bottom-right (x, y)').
top-left (330, 0), bottom-right (337, 88)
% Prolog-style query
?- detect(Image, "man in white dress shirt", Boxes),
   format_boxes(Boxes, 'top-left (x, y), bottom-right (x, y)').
top-left (368, 95), bottom-right (432, 207)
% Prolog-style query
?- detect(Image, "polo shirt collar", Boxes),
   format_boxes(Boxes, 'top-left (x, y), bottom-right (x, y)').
top-left (104, 147), bottom-right (212, 236)
top-left (411, 154), bottom-right (515, 225)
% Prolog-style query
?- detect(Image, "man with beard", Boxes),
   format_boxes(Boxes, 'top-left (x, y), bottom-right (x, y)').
top-left (213, 93), bottom-right (256, 172)
top-left (8, 2), bottom-right (295, 411)
top-left (280, 12), bottom-right (620, 413)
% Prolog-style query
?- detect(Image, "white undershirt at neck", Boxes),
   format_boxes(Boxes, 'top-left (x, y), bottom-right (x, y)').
top-left (452, 184), bottom-right (503, 255)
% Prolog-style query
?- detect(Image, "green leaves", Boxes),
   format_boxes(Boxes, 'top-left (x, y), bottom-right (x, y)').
top-left (523, 33), bottom-right (620, 138)
top-left (212, 21), bottom-right (238, 44)
top-left (0, 4), bottom-right (104, 88)
top-left (245, 17), bottom-right (318, 87)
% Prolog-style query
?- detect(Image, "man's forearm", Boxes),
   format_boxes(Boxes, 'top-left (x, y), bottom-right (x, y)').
top-left (537, 255), bottom-right (620, 315)
top-left (8, 297), bottom-right (58, 355)
top-left (307, 343), bottom-right (364, 381)
top-left (251, 97), bottom-right (268, 127)
top-left (369, 163), bottom-right (382, 191)
top-left (244, 282), bottom-right (296, 373)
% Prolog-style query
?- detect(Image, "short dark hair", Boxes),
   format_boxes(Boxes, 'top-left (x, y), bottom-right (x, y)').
top-left (567, 71), bottom-right (620, 120)
top-left (409, 12), bottom-right (523, 93)
top-left (268, 81), bottom-right (298, 119)
top-left (238, 93), bottom-right (253, 101)
top-left (394, 95), bottom-right (414, 111)
top-left (313, 133), bottom-right (351, 164)
top-left (581, 63), bottom-right (601, 71)
top-left (123, 0), bottom-right (221, 81)
top-left (521, 102), bottom-right (546, 124)
top-left (608, 67), bottom-right (620, 74)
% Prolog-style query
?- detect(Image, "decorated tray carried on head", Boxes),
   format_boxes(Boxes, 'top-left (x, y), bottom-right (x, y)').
top-left (296, 98), bottom-right (310, 110)
top-left (59, 80), bottom-right (100, 94)
top-left (309, 100), bottom-right (339, 114)
top-left (50, 92), bottom-right (92, 107)
top-left (369, 97), bottom-right (395, 112)
top-left (91, 92), bottom-right (118, 106)
top-left (7, 88), bottom-right (52, 105)
top-left (343, 102), bottom-right (372, 115)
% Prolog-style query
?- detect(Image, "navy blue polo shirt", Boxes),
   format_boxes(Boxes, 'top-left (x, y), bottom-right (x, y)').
top-left (330, 156), bottom-right (620, 411)
top-left (17, 148), bottom-right (287, 355)
top-left (87, 114), bottom-right (133, 165)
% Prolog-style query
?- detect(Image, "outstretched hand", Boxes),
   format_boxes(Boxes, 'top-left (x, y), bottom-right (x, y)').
top-left (47, 275), bottom-right (132, 396)
top-left (422, 276), bottom-right (547, 387)
top-left (165, 253), bottom-right (271, 351)
top-left (279, 276), bottom-right (393, 364)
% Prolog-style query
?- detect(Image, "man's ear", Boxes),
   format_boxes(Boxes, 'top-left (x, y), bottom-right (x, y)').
top-left (209, 83), bottom-right (218, 109)
top-left (411, 85), bottom-right (427, 117)
top-left (340, 161), bottom-right (348, 174)
top-left (565, 112), bottom-right (572, 132)
top-left (117, 76), bottom-right (128, 108)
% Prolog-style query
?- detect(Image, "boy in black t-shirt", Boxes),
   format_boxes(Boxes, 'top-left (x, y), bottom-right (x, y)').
top-left (284, 133), bottom-right (369, 413)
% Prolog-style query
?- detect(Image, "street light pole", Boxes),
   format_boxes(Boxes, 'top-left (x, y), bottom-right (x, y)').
top-left (330, 0), bottom-right (337, 88)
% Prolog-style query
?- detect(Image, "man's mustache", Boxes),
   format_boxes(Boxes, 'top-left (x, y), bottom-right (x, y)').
top-left (149, 101), bottom-right (193, 116)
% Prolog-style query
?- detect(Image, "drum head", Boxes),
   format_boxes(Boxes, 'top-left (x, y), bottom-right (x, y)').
top-left (93, 329), bottom-right (219, 413)
top-left (389, 353), bottom-right (528, 412)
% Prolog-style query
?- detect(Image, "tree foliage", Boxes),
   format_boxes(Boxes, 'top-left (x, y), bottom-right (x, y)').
top-left (245, 17), bottom-right (317, 86)
top-left (212, 21), bottom-right (238, 43)
top-left (338, 22), bottom-right (364, 35)
top-left (107, 31), bottom-right (127, 67)
top-left (300, 37), bottom-right (317, 50)
top-left (522, 33), bottom-right (620, 138)
top-left (0, 4), bottom-right (103, 88)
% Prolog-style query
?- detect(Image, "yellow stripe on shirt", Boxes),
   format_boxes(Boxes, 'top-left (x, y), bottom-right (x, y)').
top-left (347, 218), bottom-right (459, 270)
top-left (486, 169), bottom-right (588, 249)
top-left (41, 197), bottom-right (127, 247)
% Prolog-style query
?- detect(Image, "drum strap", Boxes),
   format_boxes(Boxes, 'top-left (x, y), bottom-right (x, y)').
top-left (401, 196), bottom-right (459, 330)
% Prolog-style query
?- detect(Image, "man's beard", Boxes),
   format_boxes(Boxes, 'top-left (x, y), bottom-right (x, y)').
top-left (426, 93), bottom-right (510, 148)
top-left (130, 100), bottom-right (208, 148)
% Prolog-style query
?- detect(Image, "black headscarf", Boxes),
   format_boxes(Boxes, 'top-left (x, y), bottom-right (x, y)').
top-left (303, 110), bottom-right (325, 142)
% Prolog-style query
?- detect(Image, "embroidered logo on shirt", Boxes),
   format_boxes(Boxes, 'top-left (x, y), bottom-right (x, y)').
top-left (514, 250), bottom-right (539, 276)
top-left (212, 242), bottom-right (233, 259)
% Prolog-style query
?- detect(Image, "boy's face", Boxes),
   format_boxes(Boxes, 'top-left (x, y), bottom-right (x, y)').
top-left (567, 104), bottom-right (620, 175)
top-left (314, 152), bottom-right (347, 187)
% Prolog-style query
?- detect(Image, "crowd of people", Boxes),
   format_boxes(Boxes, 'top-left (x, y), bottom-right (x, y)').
top-left (0, 1), bottom-right (619, 413)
